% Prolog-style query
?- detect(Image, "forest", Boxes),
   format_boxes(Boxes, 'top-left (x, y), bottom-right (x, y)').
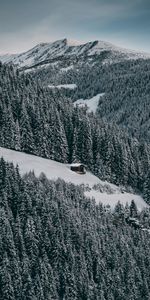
top-left (33, 57), bottom-right (150, 142)
top-left (0, 58), bottom-right (150, 300)
top-left (0, 62), bottom-right (150, 203)
top-left (1, 158), bottom-right (150, 300)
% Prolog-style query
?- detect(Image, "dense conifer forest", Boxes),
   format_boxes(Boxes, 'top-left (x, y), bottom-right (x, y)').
top-left (0, 63), bottom-right (150, 202)
top-left (1, 158), bottom-right (150, 300)
top-left (1, 56), bottom-right (150, 300)
top-left (35, 58), bottom-right (150, 142)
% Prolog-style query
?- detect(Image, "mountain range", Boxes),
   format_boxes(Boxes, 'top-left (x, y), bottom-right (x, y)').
top-left (1, 38), bottom-right (150, 70)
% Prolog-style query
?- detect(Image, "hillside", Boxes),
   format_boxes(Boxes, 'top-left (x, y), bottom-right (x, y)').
top-left (0, 62), bottom-right (150, 203)
top-left (1, 158), bottom-right (150, 300)
top-left (1, 39), bottom-right (150, 143)
top-left (1, 37), bottom-right (150, 300)
top-left (0, 147), bottom-right (147, 210)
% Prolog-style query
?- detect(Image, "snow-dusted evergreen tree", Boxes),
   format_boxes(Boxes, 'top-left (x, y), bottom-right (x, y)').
top-left (1, 159), bottom-right (150, 300)
top-left (143, 170), bottom-right (150, 204)
top-left (14, 120), bottom-right (21, 151)
top-left (19, 100), bottom-right (34, 153)
top-left (2, 105), bottom-right (15, 149)
top-left (53, 109), bottom-right (69, 163)
top-left (0, 63), bottom-right (150, 199)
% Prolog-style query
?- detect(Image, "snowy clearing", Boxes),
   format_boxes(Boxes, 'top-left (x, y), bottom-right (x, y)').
top-left (48, 83), bottom-right (77, 89)
top-left (0, 147), bottom-right (147, 210)
top-left (60, 65), bottom-right (74, 72)
top-left (74, 93), bottom-right (105, 113)
top-left (85, 190), bottom-right (146, 211)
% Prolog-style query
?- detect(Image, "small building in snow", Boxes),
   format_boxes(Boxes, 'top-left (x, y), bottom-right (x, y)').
top-left (70, 163), bottom-right (86, 174)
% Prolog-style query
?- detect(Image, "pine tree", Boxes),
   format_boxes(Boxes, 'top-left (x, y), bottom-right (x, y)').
top-left (130, 200), bottom-right (138, 218)
top-left (143, 170), bottom-right (150, 204)
top-left (14, 120), bottom-right (21, 151)
top-left (19, 100), bottom-right (34, 153)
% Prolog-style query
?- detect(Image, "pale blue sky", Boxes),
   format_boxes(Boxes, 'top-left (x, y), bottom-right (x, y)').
top-left (0, 0), bottom-right (150, 53)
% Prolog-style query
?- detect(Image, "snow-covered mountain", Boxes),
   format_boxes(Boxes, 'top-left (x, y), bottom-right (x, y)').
top-left (1, 38), bottom-right (150, 70)
top-left (0, 147), bottom-right (147, 210)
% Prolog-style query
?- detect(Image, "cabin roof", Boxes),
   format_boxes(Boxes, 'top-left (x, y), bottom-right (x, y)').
top-left (70, 163), bottom-right (84, 167)
top-left (128, 217), bottom-right (137, 221)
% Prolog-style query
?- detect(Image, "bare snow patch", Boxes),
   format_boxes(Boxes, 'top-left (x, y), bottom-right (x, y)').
top-left (0, 147), bottom-right (101, 188)
top-left (0, 147), bottom-right (147, 211)
top-left (74, 93), bottom-right (105, 113)
top-left (85, 190), bottom-right (147, 211)
top-left (48, 83), bottom-right (77, 89)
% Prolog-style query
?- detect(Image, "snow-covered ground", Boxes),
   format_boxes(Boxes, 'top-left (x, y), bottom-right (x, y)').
top-left (48, 83), bottom-right (77, 89)
top-left (85, 190), bottom-right (146, 211)
top-left (0, 147), bottom-right (147, 210)
top-left (74, 93), bottom-right (105, 113)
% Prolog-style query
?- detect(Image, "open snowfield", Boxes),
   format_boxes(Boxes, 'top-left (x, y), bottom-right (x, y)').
top-left (74, 93), bottom-right (105, 113)
top-left (48, 83), bottom-right (77, 89)
top-left (85, 190), bottom-right (146, 210)
top-left (0, 147), bottom-right (147, 210)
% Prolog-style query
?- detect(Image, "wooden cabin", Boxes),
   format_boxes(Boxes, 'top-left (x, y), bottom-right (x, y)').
top-left (70, 163), bottom-right (86, 174)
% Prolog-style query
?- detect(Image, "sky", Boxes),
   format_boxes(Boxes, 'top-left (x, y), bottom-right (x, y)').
top-left (0, 0), bottom-right (150, 54)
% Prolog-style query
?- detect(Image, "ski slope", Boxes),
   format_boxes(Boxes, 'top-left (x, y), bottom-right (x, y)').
top-left (74, 93), bottom-right (105, 113)
top-left (0, 147), bottom-right (147, 210)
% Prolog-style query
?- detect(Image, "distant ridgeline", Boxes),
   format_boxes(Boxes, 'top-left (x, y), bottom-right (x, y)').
top-left (0, 158), bottom-right (150, 300)
top-left (0, 62), bottom-right (150, 203)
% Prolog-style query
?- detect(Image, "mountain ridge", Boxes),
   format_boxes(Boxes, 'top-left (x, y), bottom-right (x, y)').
top-left (1, 38), bottom-right (150, 69)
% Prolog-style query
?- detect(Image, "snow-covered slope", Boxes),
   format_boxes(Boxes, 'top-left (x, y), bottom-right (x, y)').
top-left (48, 83), bottom-right (77, 90)
top-left (0, 147), bottom-right (147, 210)
top-left (1, 38), bottom-right (150, 69)
top-left (74, 93), bottom-right (105, 113)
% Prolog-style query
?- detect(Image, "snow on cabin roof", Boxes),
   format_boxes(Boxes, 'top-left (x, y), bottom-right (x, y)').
top-left (128, 217), bottom-right (138, 221)
top-left (70, 163), bottom-right (84, 167)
